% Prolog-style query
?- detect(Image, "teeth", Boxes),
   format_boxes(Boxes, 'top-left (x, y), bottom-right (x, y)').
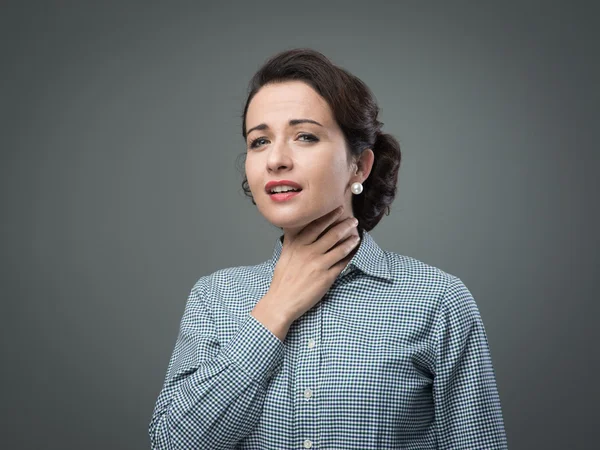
top-left (270, 185), bottom-right (300, 193)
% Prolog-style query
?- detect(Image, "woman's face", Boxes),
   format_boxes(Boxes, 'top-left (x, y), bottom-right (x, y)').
top-left (244, 81), bottom-right (360, 236)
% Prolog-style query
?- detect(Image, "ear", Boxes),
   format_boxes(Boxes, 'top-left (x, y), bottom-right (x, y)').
top-left (353, 149), bottom-right (375, 182)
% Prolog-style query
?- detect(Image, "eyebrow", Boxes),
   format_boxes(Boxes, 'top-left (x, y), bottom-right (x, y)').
top-left (246, 119), bottom-right (324, 136)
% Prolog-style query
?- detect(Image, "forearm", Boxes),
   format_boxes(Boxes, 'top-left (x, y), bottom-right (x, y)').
top-left (150, 359), bottom-right (264, 449)
top-left (149, 314), bottom-right (284, 449)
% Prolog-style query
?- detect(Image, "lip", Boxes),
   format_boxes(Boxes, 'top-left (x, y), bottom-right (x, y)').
top-left (264, 179), bottom-right (303, 193)
top-left (269, 190), bottom-right (302, 202)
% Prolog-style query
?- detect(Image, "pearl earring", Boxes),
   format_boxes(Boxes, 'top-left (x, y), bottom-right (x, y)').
top-left (351, 182), bottom-right (363, 195)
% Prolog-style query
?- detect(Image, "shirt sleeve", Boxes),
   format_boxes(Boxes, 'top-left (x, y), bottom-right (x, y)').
top-left (148, 278), bottom-right (285, 450)
top-left (433, 276), bottom-right (508, 449)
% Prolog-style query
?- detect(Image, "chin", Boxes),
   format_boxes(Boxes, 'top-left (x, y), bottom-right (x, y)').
top-left (257, 205), bottom-right (316, 231)
top-left (256, 195), bottom-right (338, 230)
top-left (266, 214), bottom-right (312, 230)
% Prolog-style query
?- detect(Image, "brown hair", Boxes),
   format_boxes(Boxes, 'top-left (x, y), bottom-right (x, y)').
top-left (238, 48), bottom-right (401, 232)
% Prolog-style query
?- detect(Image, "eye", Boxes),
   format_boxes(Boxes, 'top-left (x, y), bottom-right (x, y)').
top-left (248, 133), bottom-right (318, 149)
top-left (298, 133), bottom-right (318, 143)
top-left (248, 137), bottom-right (269, 149)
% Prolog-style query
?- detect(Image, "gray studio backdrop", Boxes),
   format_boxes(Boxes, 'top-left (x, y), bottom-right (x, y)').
top-left (1, 1), bottom-right (598, 449)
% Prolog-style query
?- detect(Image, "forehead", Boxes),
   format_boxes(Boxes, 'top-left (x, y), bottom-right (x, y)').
top-left (246, 81), bottom-right (334, 129)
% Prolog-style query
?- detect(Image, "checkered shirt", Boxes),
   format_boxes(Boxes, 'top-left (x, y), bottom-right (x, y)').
top-left (149, 230), bottom-right (508, 449)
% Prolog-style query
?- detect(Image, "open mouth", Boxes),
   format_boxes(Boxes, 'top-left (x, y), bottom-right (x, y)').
top-left (269, 188), bottom-right (302, 195)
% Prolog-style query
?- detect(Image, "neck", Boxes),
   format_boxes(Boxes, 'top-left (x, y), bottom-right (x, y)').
top-left (280, 219), bottom-right (363, 246)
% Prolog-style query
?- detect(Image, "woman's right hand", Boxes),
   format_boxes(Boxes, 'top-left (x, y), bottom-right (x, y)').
top-left (251, 205), bottom-right (361, 340)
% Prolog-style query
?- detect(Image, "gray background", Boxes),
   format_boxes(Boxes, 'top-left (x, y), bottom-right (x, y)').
top-left (1, 1), bottom-right (598, 449)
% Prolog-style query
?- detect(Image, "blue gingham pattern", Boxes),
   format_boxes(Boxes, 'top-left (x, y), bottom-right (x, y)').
top-left (149, 230), bottom-right (508, 449)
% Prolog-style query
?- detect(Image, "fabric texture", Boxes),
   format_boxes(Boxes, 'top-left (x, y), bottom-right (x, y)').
top-left (149, 230), bottom-right (508, 449)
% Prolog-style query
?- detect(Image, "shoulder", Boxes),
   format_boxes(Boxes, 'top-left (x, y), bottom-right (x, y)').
top-left (383, 250), bottom-right (475, 312)
top-left (384, 250), bottom-right (458, 290)
top-left (185, 261), bottom-right (272, 310)
top-left (192, 261), bottom-right (271, 289)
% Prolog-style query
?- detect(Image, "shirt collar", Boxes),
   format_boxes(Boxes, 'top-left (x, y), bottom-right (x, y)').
top-left (268, 229), bottom-right (394, 282)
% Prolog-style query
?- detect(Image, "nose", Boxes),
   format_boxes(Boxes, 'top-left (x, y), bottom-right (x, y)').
top-left (267, 139), bottom-right (293, 173)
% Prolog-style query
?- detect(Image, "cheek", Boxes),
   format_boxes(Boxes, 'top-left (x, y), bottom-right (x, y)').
top-left (245, 157), bottom-right (259, 186)
top-left (317, 156), bottom-right (351, 189)
top-left (305, 152), bottom-right (348, 183)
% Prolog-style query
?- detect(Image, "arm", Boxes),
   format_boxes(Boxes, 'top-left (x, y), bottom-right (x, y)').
top-left (148, 279), bottom-right (285, 450)
top-left (433, 276), bottom-right (508, 449)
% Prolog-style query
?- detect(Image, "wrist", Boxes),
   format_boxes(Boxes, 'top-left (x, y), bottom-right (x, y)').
top-left (251, 293), bottom-right (293, 341)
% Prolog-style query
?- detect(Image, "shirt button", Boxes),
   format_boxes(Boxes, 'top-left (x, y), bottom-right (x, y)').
top-left (304, 388), bottom-right (313, 399)
top-left (307, 338), bottom-right (316, 349)
top-left (303, 439), bottom-right (313, 448)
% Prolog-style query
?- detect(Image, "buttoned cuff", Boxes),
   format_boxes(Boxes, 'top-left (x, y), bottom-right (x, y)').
top-left (222, 314), bottom-right (285, 386)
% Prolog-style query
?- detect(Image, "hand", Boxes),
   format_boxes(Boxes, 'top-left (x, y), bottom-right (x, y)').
top-left (251, 205), bottom-right (360, 339)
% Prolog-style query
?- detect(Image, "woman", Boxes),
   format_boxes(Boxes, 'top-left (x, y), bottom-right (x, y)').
top-left (149, 48), bottom-right (508, 449)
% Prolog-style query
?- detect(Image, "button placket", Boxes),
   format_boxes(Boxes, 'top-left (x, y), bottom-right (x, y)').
top-left (295, 303), bottom-right (321, 449)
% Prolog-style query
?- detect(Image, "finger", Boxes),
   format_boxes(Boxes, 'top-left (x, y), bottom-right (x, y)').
top-left (324, 233), bottom-right (360, 270)
top-left (298, 205), bottom-right (344, 244)
top-left (314, 217), bottom-right (358, 254)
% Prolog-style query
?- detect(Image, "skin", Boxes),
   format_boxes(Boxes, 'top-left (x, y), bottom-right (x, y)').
top-left (244, 80), bottom-right (374, 243)
top-left (245, 80), bottom-right (375, 340)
